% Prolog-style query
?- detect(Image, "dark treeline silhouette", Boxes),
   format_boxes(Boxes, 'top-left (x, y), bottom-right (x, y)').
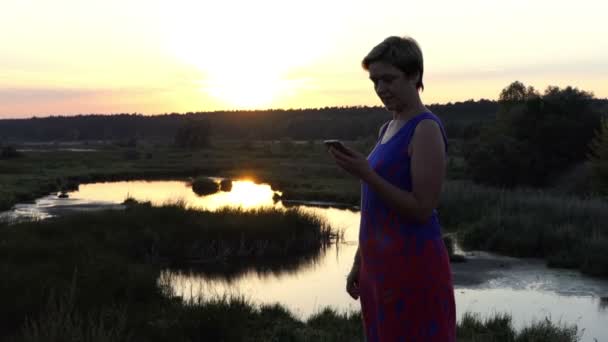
top-left (1, 98), bottom-right (606, 144)
top-left (0, 100), bottom-right (506, 143)
top-left (464, 82), bottom-right (608, 189)
top-left (589, 117), bottom-right (608, 194)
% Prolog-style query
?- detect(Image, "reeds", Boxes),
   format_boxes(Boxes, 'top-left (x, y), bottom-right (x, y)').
top-left (440, 181), bottom-right (608, 276)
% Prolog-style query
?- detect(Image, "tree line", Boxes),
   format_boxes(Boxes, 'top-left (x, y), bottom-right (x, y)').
top-left (0, 100), bottom-right (503, 143)
top-left (463, 81), bottom-right (608, 194)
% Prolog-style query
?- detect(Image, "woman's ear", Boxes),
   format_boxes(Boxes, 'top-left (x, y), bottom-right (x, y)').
top-left (406, 71), bottom-right (420, 86)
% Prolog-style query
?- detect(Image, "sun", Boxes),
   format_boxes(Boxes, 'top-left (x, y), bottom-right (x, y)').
top-left (158, 0), bottom-right (338, 109)
top-left (202, 68), bottom-right (284, 109)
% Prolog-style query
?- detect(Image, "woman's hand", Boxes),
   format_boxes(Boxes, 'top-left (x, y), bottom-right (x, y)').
top-left (346, 263), bottom-right (360, 300)
top-left (328, 145), bottom-right (374, 181)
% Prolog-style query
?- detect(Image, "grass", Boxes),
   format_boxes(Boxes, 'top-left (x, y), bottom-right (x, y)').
top-left (440, 180), bottom-right (608, 277)
top-left (12, 283), bottom-right (580, 342)
top-left (457, 312), bottom-right (579, 342)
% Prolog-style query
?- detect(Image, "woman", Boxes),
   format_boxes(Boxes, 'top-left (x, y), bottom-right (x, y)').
top-left (328, 36), bottom-right (456, 341)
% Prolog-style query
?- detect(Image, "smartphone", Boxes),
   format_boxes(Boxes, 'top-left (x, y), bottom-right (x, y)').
top-left (323, 139), bottom-right (350, 154)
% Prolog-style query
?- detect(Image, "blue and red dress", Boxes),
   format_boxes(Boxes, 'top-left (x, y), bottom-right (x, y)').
top-left (358, 112), bottom-right (456, 341)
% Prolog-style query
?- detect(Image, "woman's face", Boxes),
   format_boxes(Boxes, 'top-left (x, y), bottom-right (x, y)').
top-left (368, 61), bottom-right (417, 112)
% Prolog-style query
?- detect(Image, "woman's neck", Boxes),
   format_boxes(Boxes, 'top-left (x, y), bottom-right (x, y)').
top-left (393, 90), bottom-right (428, 121)
top-left (392, 99), bottom-right (427, 121)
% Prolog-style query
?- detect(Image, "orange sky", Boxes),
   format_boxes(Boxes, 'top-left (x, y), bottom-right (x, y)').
top-left (1, 0), bottom-right (607, 118)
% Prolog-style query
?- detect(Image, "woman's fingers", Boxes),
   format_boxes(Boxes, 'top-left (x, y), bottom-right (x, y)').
top-left (330, 149), bottom-right (351, 168)
top-left (330, 146), bottom-right (372, 180)
top-left (330, 148), bottom-right (356, 165)
top-left (341, 145), bottom-right (361, 158)
top-left (346, 281), bottom-right (359, 300)
top-left (346, 271), bottom-right (360, 300)
top-left (329, 147), bottom-right (347, 160)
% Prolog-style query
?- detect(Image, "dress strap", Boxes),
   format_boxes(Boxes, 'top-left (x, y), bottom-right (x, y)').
top-left (377, 121), bottom-right (390, 143)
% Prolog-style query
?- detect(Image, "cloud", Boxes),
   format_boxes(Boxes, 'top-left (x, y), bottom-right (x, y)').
top-left (0, 87), bottom-right (176, 118)
top-left (429, 57), bottom-right (608, 81)
top-left (0, 88), bottom-right (100, 103)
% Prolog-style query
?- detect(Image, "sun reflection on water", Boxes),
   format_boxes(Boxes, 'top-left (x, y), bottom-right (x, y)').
top-left (189, 180), bottom-right (280, 211)
top-left (67, 179), bottom-right (282, 212)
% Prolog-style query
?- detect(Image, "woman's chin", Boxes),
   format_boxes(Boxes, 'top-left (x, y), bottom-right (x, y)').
top-left (383, 103), bottom-right (399, 112)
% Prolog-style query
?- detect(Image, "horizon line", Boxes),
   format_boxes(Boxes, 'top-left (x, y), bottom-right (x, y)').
top-left (3, 97), bottom-right (608, 120)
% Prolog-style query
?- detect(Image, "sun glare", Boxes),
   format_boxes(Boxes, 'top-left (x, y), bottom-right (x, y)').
top-left (227, 181), bottom-right (276, 207)
top-left (187, 180), bottom-right (279, 210)
top-left (159, 0), bottom-right (340, 109)
top-left (201, 70), bottom-right (284, 109)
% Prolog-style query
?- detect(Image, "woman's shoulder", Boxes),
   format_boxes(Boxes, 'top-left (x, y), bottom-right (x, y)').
top-left (415, 111), bottom-right (443, 124)
top-left (410, 112), bottom-right (448, 152)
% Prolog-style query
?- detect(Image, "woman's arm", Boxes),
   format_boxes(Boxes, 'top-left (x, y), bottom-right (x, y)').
top-left (330, 119), bottom-right (446, 224)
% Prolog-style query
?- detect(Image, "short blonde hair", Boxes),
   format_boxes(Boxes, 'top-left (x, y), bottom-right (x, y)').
top-left (362, 36), bottom-right (424, 91)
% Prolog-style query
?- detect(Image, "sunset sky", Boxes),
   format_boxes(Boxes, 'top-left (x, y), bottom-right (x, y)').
top-left (1, 0), bottom-right (607, 118)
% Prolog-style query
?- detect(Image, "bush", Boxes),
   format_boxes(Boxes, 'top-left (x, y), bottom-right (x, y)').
top-left (549, 162), bottom-right (595, 196)
top-left (220, 179), bottom-right (233, 191)
top-left (588, 118), bottom-right (608, 195)
top-left (191, 177), bottom-right (219, 195)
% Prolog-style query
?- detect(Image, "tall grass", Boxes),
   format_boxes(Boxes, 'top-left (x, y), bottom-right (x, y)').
top-left (440, 181), bottom-right (608, 276)
top-left (457, 312), bottom-right (580, 342)
top-left (14, 285), bottom-right (580, 342)
top-left (19, 274), bottom-right (131, 342)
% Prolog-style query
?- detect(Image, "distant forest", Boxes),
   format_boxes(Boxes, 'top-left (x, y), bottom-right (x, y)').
top-left (1, 99), bottom-right (607, 143)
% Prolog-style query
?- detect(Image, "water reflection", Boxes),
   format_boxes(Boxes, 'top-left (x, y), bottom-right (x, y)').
top-left (71, 179), bottom-right (283, 211)
top-left (0, 179), bottom-right (287, 223)
top-left (193, 179), bottom-right (280, 210)
top-left (167, 248), bottom-right (328, 284)
top-left (165, 242), bottom-right (360, 319)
